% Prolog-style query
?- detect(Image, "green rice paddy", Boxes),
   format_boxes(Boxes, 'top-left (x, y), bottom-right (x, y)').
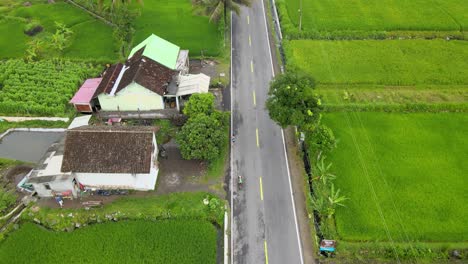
top-left (0, 220), bottom-right (217, 263)
top-left (131, 0), bottom-right (222, 57)
top-left (283, 0), bottom-right (467, 33)
top-left (324, 112), bottom-right (468, 242)
top-left (286, 39), bottom-right (468, 86)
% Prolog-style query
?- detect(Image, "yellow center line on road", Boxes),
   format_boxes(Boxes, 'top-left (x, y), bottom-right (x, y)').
top-left (247, 15), bottom-right (250, 24)
top-left (259, 177), bottom-right (264, 200)
top-left (249, 35), bottom-right (252, 46)
top-left (256, 128), bottom-right (259, 147)
top-left (253, 90), bottom-right (256, 106)
top-left (251, 60), bottom-right (254, 73)
top-left (264, 240), bottom-right (269, 264)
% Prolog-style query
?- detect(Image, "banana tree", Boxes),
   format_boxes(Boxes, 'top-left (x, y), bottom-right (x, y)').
top-left (326, 184), bottom-right (348, 218)
top-left (313, 156), bottom-right (336, 186)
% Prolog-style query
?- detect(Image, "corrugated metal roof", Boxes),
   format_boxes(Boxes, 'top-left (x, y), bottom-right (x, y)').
top-left (69, 78), bottom-right (102, 104)
top-left (128, 34), bottom-right (180, 70)
top-left (176, 74), bottom-right (210, 96)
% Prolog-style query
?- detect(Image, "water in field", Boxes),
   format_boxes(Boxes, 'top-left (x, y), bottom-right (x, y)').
top-left (0, 131), bottom-right (63, 163)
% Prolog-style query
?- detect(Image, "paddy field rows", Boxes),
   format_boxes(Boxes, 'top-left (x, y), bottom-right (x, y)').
top-left (278, 0), bottom-right (468, 258)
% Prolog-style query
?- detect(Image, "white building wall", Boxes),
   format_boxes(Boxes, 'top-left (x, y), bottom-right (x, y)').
top-left (31, 178), bottom-right (75, 198)
top-left (76, 169), bottom-right (158, 191)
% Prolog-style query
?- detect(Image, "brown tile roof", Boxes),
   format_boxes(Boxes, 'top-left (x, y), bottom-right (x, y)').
top-left (95, 48), bottom-right (177, 97)
top-left (61, 126), bottom-right (159, 174)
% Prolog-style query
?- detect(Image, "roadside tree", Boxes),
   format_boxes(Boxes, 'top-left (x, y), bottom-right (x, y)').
top-left (266, 69), bottom-right (322, 133)
top-left (176, 114), bottom-right (226, 161)
top-left (183, 93), bottom-right (216, 117)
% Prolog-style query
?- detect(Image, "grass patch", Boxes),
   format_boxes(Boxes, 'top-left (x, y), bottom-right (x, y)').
top-left (131, 0), bottom-right (222, 57)
top-left (282, 0), bottom-right (467, 34)
top-left (153, 119), bottom-right (178, 144)
top-left (317, 85), bottom-right (468, 112)
top-left (23, 192), bottom-right (225, 229)
top-left (0, 18), bottom-right (29, 59)
top-left (0, 120), bottom-right (68, 134)
top-left (323, 112), bottom-right (467, 242)
top-left (0, 220), bottom-right (217, 263)
top-left (286, 39), bottom-right (468, 86)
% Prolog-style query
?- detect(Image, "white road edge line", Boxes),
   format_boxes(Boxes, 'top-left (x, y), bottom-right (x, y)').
top-left (230, 11), bottom-right (234, 264)
top-left (260, 0), bottom-right (305, 263)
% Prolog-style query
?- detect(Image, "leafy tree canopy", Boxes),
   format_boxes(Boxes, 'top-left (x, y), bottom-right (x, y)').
top-left (183, 93), bottom-right (216, 117)
top-left (176, 113), bottom-right (227, 161)
top-left (306, 124), bottom-right (336, 155)
top-left (266, 69), bottom-right (322, 132)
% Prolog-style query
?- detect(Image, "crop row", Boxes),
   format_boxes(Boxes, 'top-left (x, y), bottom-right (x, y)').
top-left (0, 59), bottom-right (101, 116)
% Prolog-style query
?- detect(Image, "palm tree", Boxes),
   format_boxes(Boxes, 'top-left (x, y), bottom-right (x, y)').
top-left (97, 0), bottom-right (143, 12)
top-left (196, 0), bottom-right (251, 25)
top-left (313, 156), bottom-right (336, 186)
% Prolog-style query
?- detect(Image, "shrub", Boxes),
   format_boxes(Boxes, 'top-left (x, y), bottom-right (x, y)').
top-left (176, 113), bottom-right (227, 161)
top-left (183, 93), bottom-right (216, 117)
top-left (0, 189), bottom-right (16, 215)
top-left (306, 125), bottom-right (336, 157)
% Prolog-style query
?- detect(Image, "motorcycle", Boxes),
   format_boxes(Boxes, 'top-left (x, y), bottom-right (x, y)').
top-left (238, 175), bottom-right (243, 189)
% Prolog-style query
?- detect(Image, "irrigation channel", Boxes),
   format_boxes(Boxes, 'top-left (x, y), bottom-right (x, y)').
top-left (0, 130), bottom-right (64, 162)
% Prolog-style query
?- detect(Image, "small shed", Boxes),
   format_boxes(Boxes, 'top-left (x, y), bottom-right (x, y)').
top-left (69, 78), bottom-right (102, 113)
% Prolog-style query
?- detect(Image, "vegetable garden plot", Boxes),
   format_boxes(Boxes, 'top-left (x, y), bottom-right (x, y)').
top-left (0, 60), bottom-right (100, 116)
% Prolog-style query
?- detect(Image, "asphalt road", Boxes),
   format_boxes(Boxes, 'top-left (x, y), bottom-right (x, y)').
top-left (231, 1), bottom-right (304, 263)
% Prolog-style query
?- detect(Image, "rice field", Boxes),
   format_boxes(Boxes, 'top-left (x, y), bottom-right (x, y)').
top-left (0, 220), bottom-right (218, 263)
top-left (0, 0), bottom-right (222, 60)
top-left (323, 112), bottom-right (468, 242)
top-left (283, 0), bottom-right (467, 33)
top-left (131, 0), bottom-right (222, 56)
top-left (286, 40), bottom-right (468, 86)
top-left (1, 2), bottom-right (118, 61)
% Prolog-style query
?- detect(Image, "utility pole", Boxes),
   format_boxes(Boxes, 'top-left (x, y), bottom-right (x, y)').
top-left (298, 0), bottom-right (302, 31)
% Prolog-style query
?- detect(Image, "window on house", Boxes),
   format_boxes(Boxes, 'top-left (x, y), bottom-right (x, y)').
top-left (44, 183), bottom-right (51, 190)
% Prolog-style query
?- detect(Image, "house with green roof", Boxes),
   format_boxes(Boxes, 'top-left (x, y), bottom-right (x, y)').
top-left (70, 34), bottom-right (210, 114)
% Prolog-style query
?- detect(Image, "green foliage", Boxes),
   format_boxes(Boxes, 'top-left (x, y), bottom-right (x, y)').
top-left (153, 119), bottom-right (178, 144)
top-left (194, 0), bottom-right (251, 24)
top-left (312, 156), bottom-right (336, 186)
top-left (0, 188), bottom-right (16, 215)
top-left (286, 40), bottom-right (468, 86)
top-left (306, 125), bottom-right (336, 156)
top-left (325, 112), bottom-right (468, 242)
top-left (279, 0), bottom-right (467, 39)
top-left (50, 22), bottom-right (73, 52)
top-left (23, 192), bottom-right (225, 229)
top-left (0, 220), bottom-right (217, 263)
top-left (183, 93), bottom-right (216, 117)
top-left (176, 113), bottom-right (227, 161)
top-left (0, 59), bottom-right (101, 116)
top-left (266, 69), bottom-right (322, 132)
